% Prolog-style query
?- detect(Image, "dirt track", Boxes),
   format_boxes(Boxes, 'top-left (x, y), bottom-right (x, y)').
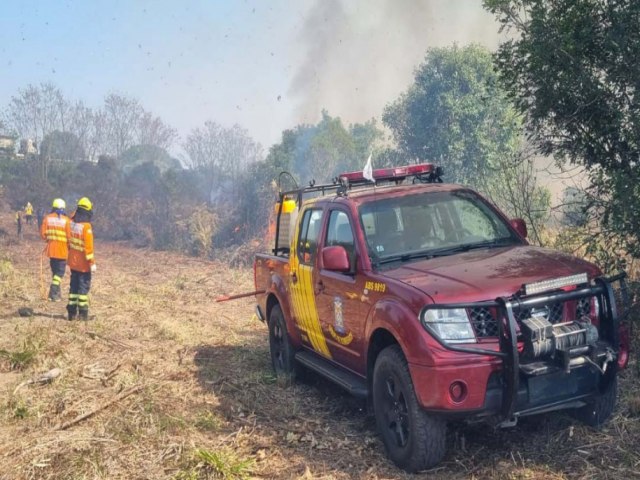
top-left (0, 216), bottom-right (638, 479)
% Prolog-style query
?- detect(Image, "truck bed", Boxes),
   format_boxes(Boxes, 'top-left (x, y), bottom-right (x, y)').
top-left (254, 253), bottom-right (290, 319)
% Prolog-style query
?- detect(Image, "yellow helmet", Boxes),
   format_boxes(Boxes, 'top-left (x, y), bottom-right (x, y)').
top-left (77, 197), bottom-right (92, 211)
top-left (52, 198), bottom-right (66, 210)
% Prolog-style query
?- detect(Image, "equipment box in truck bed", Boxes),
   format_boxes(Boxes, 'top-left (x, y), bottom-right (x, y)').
top-left (252, 163), bottom-right (631, 472)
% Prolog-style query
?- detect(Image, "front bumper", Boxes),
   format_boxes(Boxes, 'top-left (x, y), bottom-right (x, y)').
top-left (413, 274), bottom-right (628, 420)
top-left (410, 360), bottom-right (600, 418)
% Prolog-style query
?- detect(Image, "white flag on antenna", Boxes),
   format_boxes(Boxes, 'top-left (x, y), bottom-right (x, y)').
top-left (363, 154), bottom-right (374, 182)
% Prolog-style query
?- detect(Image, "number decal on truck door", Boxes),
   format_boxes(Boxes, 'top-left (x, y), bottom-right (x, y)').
top-left (289, 208), bottom-right (332, 358)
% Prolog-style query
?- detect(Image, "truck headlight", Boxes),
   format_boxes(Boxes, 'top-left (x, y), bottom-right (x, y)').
top-left (420, 308), bottom-right (477, 344)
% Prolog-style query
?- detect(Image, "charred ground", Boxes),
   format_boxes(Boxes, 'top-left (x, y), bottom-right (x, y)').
top-left (0, 216), bottom-right (638, 480)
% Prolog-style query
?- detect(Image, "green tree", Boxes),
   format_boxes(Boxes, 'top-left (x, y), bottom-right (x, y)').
top-left (485, 0), bottom-right (640, 258)
top-left (119, 144), bottom-right (181, 173)
top-left (485, 147), bottom-right (551, 244)
top-left (383, 44), bottom-right (521, 188)
top-left (40, 130), bottom-right (85, 163)
top-left (560, 186), bottom-right (589, 228)
top-left (220, 113), bottom-right (382, 246)
top-left (302, 112), bottom-right (355, 181)
top-left (291, 111), bottom-right (382, 183)
top-left (370, 147), bottom-right (411, 169)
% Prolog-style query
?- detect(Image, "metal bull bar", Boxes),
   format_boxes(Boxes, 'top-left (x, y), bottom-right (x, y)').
top-left (420, 273), bottom-right (628, 421)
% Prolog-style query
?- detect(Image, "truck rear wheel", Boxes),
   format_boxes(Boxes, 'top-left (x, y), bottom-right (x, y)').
top-left (373, 345), bottom-right (446, 472)
top-left (268, 304), bottom-right (297, 386)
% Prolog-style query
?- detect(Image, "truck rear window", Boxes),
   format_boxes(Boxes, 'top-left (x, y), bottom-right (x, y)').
top-left (297, 208), bottom-right (324, 265)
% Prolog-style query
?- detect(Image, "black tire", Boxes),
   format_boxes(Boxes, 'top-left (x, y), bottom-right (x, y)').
top-left (572, 375), bottom-right (617, 427)
top-left (268, 304), bottom-right (297, 386)
top-left (372, 345), bottom-right (446, 472)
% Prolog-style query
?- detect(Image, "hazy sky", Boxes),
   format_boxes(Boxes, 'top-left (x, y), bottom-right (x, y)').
top-left (0, 0), bottom-right (501, 151)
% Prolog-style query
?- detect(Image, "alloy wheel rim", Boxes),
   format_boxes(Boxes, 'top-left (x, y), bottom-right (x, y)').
top-left (382, 374), bottom-right (410, 448)
top-left (273, 321), bottom-right (285, 370)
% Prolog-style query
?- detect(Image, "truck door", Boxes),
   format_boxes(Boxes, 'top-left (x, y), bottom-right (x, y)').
top-left (315, 208), bottom-right (366, 374)
top-left (289, 207), bottom-right (332, 358)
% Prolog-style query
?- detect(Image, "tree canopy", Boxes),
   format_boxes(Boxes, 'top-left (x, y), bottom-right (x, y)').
top-left (119, 144), bottom-right (181, 174)
top-left (485, 0), bottom-right (640, 173)
top-left (265, 111), bottom-right (382, 185)
top-left (383, 44), bottom-right (521, 186)
top-left (485, 0), bottom-right (640, 259)
top-left (40, 130), bottom-right (85, 163)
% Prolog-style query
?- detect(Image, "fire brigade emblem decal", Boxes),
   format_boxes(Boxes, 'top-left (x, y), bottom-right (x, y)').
top-left (329, 296), bottom-right (353, 345)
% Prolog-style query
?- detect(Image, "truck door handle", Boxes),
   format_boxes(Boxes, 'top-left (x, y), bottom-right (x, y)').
top-left (290, 271), bottom-right (297, 283)
top-left (315, 280), bottom-right (325, 295)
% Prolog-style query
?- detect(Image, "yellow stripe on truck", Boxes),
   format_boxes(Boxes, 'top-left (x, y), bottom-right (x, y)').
top-left (290, 255), bottom-right (314, 349)
top-left (301, 264), bottom-right (331, 357)
top-left (288, 211), bottom-right (331, 359)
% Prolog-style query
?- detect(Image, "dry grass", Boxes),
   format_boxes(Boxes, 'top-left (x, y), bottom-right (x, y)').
top-left (0, 215), bottom-right (638, 479)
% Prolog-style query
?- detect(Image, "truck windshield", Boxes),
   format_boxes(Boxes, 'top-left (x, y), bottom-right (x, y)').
top-left (358, 190), bottom-right (522, 266)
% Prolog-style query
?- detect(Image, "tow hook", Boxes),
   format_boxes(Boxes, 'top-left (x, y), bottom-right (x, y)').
top-left (498, 416), bottom-right (518, 428)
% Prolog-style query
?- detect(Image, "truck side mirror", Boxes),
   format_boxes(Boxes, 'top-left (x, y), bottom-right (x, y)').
top-left (322, 246), bottom-right (350, 272)
top-left (510, 218), bottom-right (528, 239)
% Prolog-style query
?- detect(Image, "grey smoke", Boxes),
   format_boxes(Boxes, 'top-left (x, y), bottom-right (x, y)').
top-left (289, 0), bottom-right (501, 126)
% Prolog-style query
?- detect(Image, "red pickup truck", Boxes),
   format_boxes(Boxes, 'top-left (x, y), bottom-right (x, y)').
top-left (253, 163), bottom-right (630, 472)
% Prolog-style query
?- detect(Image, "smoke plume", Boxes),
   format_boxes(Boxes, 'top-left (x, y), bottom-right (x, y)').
top-left (289, 0), bottom-right (500, 126)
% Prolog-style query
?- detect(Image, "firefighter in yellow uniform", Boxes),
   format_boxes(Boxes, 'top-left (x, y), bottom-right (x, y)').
top-left (15, 210), bottom-right (22, 239)
top-left (67, 197), bottom-right (96, 321)
top-left (24, 201), bottom-right (34, 225)
top-left (41, 198), bottom-right (71, 301)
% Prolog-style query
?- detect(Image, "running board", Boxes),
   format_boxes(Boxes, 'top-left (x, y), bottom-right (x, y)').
top-left (295, 351), bottom-right (369, 398)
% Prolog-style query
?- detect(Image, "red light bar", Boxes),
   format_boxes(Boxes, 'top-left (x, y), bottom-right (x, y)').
top-left (339, 163), bottom-right (435, 184)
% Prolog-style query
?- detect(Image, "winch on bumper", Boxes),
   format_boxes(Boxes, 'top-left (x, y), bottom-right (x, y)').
top-left (418, 273), bottom-right (629, 423)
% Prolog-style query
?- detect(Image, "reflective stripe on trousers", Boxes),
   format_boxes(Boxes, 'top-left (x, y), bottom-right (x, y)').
top-left (68, 270), bottom-right (91, 310)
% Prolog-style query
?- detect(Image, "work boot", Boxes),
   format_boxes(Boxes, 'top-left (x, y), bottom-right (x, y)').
top-left (78, 308), bottom-right (89, 321)
top-left (48, 284), bottom-right (61, 302)
top-left (66, 304), bottom-right (78, 321)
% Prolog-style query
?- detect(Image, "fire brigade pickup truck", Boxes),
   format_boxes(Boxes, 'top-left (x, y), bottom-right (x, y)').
top-left (253, 163), bottom-right (630, 472)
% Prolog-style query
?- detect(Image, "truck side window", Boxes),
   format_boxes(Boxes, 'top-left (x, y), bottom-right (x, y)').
top-left (297, 208), bottom-right (323, 265)
top-left (326, 210), bottom-right (355, 259)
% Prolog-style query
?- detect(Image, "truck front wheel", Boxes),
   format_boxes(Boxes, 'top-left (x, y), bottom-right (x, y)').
top-left (572, 375), bottom-right (617, 427)
top-left (373, 345), bottom-right (446, 472)
top-left (268, 304), bottom-right (297, 386)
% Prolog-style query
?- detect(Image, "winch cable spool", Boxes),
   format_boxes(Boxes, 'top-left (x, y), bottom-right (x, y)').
top-left (555, 321), bottom-right (598, 349)
top-left (523, 318), bottom-right (599, 359)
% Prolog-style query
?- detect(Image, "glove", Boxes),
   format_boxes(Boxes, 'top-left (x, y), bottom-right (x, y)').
top-left (91, 264), bottom-right (97, 273)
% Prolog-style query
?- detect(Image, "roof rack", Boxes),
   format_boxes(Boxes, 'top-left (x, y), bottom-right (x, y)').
top-left (272, 163), bottom-right (444, 255)
top-left (278, 163), bottom-right (443, 200)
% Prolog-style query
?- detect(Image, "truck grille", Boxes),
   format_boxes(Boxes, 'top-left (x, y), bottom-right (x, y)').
top-left (469, 306), bottom-right (499, 337)
top-left (468, 299), bottom-right (592, 339)
top-left (513, 302), bottom-right (564, 324)
top-left (575, 297), bottom-right (591, 319)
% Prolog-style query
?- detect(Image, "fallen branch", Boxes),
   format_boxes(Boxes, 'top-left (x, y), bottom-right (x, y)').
top-left (85, 331), bottom-right (132, 349)
top-left (13, 368), bottom-right (62, 394)
top-left (105, 363), bottom-right (121, 380)
top-left (81, 362), bottom-right (121, 381)
top-left (55, 385), bottom-right (143, 431)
